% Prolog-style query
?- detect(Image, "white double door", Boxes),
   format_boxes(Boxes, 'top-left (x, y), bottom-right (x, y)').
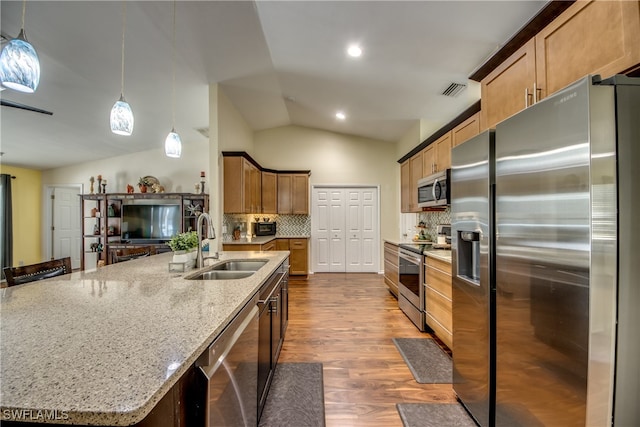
top-left (312, 186), bottom-right (379, 273)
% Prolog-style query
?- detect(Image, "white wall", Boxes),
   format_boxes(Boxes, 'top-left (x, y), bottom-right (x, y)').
top-left (253, 125), bottom-right (399, 246)
top-left (41, 139), bottom-right (209, 194)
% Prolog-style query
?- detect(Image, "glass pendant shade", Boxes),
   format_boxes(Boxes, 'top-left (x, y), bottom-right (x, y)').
top-left (0, 29), bottom-right (40, 93)
top-left (165, 129), bottom-right (182, 158)
top-left (110, 94), bottom-right (134, 136)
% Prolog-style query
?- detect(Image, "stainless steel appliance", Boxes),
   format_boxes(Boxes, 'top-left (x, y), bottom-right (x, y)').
top-left (252, 221), bottom-right (276, 236)
top-left (197, 294), bottom-right (259, 427)
top-left (417, 169), bottom-right (450, 208)
top-left (451, 129), bottom-right (496, 427)
top-left (451, 75), bottom-right (640, 426)
top-left (398, 244), bottom-right (426, 331)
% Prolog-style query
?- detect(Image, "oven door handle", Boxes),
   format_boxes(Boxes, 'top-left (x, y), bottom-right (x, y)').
top-left (399, 250), bottom-right (422, 265)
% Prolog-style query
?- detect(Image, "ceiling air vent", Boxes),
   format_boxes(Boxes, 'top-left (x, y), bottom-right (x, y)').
top-left (441, 82), bottom-right (467, 97)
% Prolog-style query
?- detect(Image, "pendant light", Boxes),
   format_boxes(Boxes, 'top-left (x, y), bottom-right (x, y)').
top-left (164, 0), bottom-right (182, 158)
top-left (110, 1), bottom-right (134, 136)
top-left (0, 0), bottom-right (40, 93)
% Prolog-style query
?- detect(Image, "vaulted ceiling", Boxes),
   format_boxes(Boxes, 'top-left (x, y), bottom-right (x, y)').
top-left (0, 1), bottom-right (547, 170)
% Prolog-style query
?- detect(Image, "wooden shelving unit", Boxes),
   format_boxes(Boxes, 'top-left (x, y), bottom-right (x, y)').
top-left (80, 193), bottom-right (209, 270)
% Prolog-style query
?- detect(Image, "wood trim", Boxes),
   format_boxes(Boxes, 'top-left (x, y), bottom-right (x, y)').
top-left (221, 151), bottom-right (310, 175)
top-left (469, 0), bottom-right (576, 82)
top-left (398, 100), bottom-right (481, 164)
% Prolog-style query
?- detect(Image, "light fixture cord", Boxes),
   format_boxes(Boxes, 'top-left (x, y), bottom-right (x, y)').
top-left (120, 1), bottom-right (126, 96)
top-left (21, 0), bottom-right (26, 30)
top-left (171, 0), bottom-right (177, 129)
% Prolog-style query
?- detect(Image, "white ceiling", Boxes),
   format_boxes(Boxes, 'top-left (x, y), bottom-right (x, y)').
top-left (0, 1), bottom-right (548, 170)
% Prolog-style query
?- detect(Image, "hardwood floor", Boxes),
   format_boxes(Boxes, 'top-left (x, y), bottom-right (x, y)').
top-left (279, 273), bottom-right (457, 427)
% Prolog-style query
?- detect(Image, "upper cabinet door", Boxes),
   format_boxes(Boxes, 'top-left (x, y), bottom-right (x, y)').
top-left (400, 160), bottom-right (411, 213)
top-left (434, 132), bottom-right (452, 172)
top-left (452, 112), bottom-right (481, 148)
top-left (535, 0), bottom-right (640, 100)
top-left (261, 171), bottom-right (278, 214)
top-left (291, 174), bottom-right (309, 215)
top-left (481, 39), bottom-right (536, 130)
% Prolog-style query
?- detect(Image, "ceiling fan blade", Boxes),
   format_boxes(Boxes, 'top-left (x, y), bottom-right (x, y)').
top-left (0, 99), bottom-right (53, 115)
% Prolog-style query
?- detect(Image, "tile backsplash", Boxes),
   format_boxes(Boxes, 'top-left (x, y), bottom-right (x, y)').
top-left (222, 214), bottom-right (310, 241)
top-left (417, 208), bottom-right (451, 241)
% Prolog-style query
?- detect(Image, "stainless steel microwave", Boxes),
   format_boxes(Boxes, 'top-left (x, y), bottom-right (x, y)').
top-left (417, 169), bottom-right (450, 208)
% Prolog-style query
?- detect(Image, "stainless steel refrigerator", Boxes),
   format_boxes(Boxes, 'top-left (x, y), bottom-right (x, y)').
top-left (452, 75), bottom-right (639, 426)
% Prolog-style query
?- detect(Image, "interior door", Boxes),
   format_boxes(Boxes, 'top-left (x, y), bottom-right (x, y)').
top-left (52, 187), bottom-right (81, 269)
top-left (312, 186), bottom-right (379, 274)
top-left (346, 190), bottom-right (362, 272)
top-left (312, 188), bottom-right (331, 272)
top-left (329, 190), bottom-right (346, 272)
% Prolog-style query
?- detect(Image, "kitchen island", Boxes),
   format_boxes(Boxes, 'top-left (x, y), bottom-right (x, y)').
top-left (0, 250), bottom-right (289, 425)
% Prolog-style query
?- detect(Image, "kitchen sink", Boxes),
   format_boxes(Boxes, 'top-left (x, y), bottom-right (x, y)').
top-left (185, 270), bottom-right (255, 281)
top-left (210, 260), bottom-right (268, 271)
top-left (184, 259), bottom-right (268, 281)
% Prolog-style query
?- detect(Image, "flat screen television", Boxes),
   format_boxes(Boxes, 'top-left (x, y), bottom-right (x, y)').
top-left (121, 204), bottom-right (181, 243)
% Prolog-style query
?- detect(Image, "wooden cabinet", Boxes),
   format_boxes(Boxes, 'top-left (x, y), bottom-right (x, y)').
top-left (261, 171), bottom-right (277, 214)
top-left (222, 239), bottom-right (276, 252)
top-left (481, 0), bottom-right (640, 130)
top-left (400, 160), bottom-right (411, 213)
top-left (535, 0), bottom-right (640, 99)
top-left (434, 132), bottom-right (451, 173)
top-left (409, 153), bottom-right (422, 212)
top-left (383, 242), bottom-right (399, 297)
top-left (452, 112), bottom-right (481, 147)
top-left (289, 238), bottom-right (308, 276)
top-left (424, 255), bottom-right (453, 349)
top-left (224, 156), bottom-right (261, 214)
top-left (481, 39), bottom-right (536, 130)
top-left (277, 238), bottom-right (308, 276)
top-left (81, 193), bottom-right (208, 270)
top-left (422, 133), bottom-right (452, 175)
top-left (402, 132), bottom-right (452, 213)
top-left (277, 173), bottom-right (309, 215)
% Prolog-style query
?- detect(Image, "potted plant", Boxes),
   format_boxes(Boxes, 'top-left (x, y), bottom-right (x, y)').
top-left (167, 231), bottom-right (199, 264)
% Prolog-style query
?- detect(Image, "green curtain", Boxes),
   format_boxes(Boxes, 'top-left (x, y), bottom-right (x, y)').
top-left (0, 174), bottom-right (13, 280)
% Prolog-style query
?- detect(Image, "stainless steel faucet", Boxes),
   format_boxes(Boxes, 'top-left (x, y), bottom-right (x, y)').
top-left (196, 213), bottom-right (218, 268)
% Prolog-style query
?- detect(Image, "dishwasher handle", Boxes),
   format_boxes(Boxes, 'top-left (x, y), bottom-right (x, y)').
top-left (197, 303), bottom-right (258, 380)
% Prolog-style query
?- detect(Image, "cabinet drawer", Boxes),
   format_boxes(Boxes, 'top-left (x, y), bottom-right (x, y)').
top-left (384, 243), bottom-right (399, 266)
top-left (426, 312), bottom-right (453, 350)
top-left (425, 266), bottom-right (452, 300)
top-left (425, 256), bottom-right (452, 274)
top-left (384, 260), bottom-right (398, 285)
top-left (425, 286), bottom-right (452, 334)
top-left (290, 239), bottom-right (307, 250)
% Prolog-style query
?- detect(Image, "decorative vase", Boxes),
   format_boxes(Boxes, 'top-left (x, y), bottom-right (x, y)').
top-left (139, 185), bottom-right (147, 193)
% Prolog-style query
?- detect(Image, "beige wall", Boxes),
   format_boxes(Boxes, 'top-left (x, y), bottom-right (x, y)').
top-left (253, 125), bottom-right (399, 248)
top-left (217, 88), bottom-right (255, 154)
top-left (0, 165), bottom-right (43, 265)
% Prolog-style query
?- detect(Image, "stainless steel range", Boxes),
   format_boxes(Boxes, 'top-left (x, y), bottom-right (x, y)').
top-left (398, 243), bottom-right (428, 331)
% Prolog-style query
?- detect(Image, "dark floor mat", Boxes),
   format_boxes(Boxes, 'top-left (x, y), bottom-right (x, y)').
top-left (259, 363), bottom-right (325, 427)
top-left (393, 337), bottom-right (452, 383)
top-left (397, 403), bottom-right (477, 427)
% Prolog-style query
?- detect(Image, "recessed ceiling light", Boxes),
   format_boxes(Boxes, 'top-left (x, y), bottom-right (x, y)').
top-left (336, 111), bottom-right (346, 120)
top-left (347, 44), bottom-right (362, 58)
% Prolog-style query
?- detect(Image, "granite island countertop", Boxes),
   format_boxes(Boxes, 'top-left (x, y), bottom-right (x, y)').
top-left (0, 250), bottom-right (289, 425)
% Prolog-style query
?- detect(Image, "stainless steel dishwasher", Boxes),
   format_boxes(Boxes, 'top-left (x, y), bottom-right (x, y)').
top-left (197, 294), bottom-right (259, 427)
